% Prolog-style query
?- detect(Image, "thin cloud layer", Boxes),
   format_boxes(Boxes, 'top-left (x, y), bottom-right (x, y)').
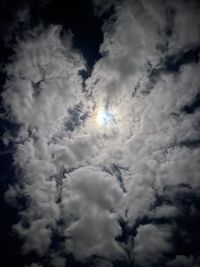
top-left (1, 0), bottom-right (200, 266)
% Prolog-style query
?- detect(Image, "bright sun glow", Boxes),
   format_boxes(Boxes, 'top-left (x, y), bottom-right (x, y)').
top-left (96, 107), bottom-right (116, 127)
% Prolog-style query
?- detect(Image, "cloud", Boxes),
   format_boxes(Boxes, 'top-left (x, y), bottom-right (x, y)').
top-left (166, 255), bottom-right (200, 267)
top-left (2, 25), bottom-right (85, 139)
top-left (62, 166), bottom-right (126, 260)
top-left (51, 255), bottom-right (66, 267)
top-left (1, 0), bottom-right (200, 266)
top-left (2, 24), bottom-right (88, 259)
top-left (149, 204), bottom-right (179, 219)
top-left (132, 224), bottom-right (173, 266)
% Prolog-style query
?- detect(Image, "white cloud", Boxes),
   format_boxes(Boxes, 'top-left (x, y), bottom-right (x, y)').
top-left (2, 25), bottom-right (85, 140)
top-left (2, 0), bottom-right (200, 266)
top-left (62, 166), bottom-right (126, 260)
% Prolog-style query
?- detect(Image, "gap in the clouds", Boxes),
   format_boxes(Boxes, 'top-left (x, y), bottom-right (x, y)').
top-left (179, 140), bottom-right (200, 149)
top-left (149, 184), bottom-right (200, 259)
top-left (116, 217), bottom-right (130, 244)
top-left (41, 0), bottom-right (104, 69)
top-left (171, 188), bottom-right (200, 257)
top-left (181, 93), bottom-right (200, 114)
top-left (133, 46), bottom-right (200, 97)
top-left (165, 7), bottom-right (176, 38)
top-left (0, 98), bottom-right (24, 266)
top-left (0, 162), bottom-right (25, 267)
top-left (164, 46), bottom-right (200, 72)
top-left (1, 0), bottom-right (115, 81)
top-left (65, 103), bottom-right (89, 135)
top-left (0, 0), bottom-right (114, 93)
top-left (26, 0), bottom-right (115, 82)
top-left (0, 0), bottom-right (28, 63)
top-left (102, 164), bottom-right (127, 193)
top-left (3, 0), bottom-right (115, 90)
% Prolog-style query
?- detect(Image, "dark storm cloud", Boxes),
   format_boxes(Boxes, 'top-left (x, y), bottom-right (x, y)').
top-left (1, 0), bottom-right (200, 266)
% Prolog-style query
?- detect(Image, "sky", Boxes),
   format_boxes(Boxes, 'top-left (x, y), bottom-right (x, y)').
top-left (0, 0), bottom-right (200, 266)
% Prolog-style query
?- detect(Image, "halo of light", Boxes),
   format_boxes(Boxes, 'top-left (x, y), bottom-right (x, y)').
top-left (96, 107), bottom-right (115, 127)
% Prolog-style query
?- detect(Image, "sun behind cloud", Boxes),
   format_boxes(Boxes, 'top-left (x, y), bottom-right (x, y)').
top-left (96, 106), bottom-right (116, 127)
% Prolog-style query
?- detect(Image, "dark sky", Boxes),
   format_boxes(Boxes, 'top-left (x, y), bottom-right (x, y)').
top-left (0, 1), bottom-right (200, 267)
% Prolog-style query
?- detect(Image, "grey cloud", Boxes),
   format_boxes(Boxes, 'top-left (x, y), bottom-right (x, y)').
top-left (51, 255), bottom-right (66, 267)
top-left (15, 218), bottom-right (52, 256)
top-left (166, 255), bottom-right (200, 267)
top-left (149, 205), bottom-right (179, 219)
top-left (127, 184), bottom-right (155, 227)
top-left (62, 166), bottom-right (126, 260)
top-left (132, 224), bottom-right (173, 267)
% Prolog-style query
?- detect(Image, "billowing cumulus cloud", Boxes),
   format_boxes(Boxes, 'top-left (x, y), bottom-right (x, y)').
top-left (1, 0), bottom-right (200, 266)
top-left (62, 166), bottom-right (125, 260)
